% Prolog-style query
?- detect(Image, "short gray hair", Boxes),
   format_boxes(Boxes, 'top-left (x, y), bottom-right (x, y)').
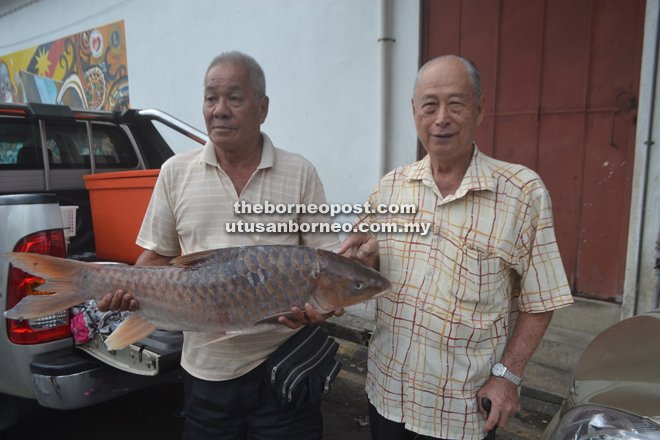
top-left (205, 51), bottom-right (266, 100)
top-left (413, 55), bottom-right (481, 104)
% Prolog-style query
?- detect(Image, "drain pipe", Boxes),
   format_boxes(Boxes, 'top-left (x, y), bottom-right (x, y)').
top-left (654, 2), bottom-right (660, 311)
top-left (378, 0), bottom-right (395, 177)
top-left (635, 2), bottom-right (660, 314)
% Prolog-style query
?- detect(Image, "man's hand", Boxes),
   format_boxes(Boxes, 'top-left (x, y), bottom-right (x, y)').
top-left (475, 310), bottom-right (553, 431)
top-left (338, 232), bottom-right (380, 270)
top-left (278, 303), bottom-right (345, 329)
top-left (97, 289), bottom-right (139, 313)
top-left (476, 376), bottom-right (521, 431)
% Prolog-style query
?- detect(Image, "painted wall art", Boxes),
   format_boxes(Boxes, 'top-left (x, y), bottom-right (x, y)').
top-left (0, 20), bottom-right (129, 110)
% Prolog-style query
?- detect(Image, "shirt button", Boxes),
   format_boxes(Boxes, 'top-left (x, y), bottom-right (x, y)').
top-left (416, 336), bottom-right (422, 342)
top-left (427, 269), bottom-right (435, 276)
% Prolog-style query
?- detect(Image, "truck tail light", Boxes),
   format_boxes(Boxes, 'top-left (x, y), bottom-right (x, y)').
top-left (6, 230), bottom-right (71, 344)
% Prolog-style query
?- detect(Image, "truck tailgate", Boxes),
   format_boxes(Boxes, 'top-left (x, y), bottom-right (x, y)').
top-left (74, 330), bottom-right (182, 376)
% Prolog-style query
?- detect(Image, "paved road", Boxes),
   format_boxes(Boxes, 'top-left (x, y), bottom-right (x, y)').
top-left (0, 351), bottom-right (552, 440)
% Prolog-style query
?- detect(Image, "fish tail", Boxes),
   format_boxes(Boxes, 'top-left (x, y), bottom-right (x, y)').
top-left (2, 252), bottom-right (92, 320)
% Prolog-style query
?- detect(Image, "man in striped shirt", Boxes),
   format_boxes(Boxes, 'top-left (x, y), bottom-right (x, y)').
top-left (340, 55), bottom-right (573, 440)
top-left (99, 51), bottom-right (341, 440)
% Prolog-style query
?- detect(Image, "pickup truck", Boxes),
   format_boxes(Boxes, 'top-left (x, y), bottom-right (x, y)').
top-left (0, 102), bottom-right (208, 431)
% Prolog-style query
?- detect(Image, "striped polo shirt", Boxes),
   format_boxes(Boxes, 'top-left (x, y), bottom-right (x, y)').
top-left (137, 132), bottom-right (340, 380)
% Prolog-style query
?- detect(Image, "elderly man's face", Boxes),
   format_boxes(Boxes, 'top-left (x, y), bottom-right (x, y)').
top-left (412, 58), bottom-right (485, 162)
top-left (203, 62), bottom-right (268, 151)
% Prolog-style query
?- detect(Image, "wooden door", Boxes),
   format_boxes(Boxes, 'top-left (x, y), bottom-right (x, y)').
top-left (421, 0), bottom-right (645, 302)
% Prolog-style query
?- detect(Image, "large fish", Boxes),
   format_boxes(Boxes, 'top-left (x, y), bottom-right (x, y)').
top-left (2, 245), bottom-right (391, 350)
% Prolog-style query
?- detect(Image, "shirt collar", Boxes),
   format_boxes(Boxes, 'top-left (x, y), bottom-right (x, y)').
top-left (201, 132), bottom-right (275, 170)
top-left (405, 144), bottom-right (496, 202)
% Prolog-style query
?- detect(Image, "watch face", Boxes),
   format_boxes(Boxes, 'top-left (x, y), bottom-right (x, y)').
top-left (492, 363), bottom-right (505, 376)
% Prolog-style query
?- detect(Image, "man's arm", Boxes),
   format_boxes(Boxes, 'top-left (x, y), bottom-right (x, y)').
top-left (476, 310), bottom-right (554, 431)
top-left (97, 249), bottom-right (173, 312)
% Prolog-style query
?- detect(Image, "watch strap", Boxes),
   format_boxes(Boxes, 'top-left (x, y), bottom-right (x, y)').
top-left (492, 362), bottom-right (522, 386)
top-left (502, 369), bottom-right (522, 386)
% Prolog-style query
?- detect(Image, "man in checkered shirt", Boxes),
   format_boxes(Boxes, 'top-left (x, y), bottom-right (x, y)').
top-left (339, 55), bottom-right (574, 440)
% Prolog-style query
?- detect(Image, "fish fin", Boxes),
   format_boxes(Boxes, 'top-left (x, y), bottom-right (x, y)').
top-left (193, 333), bottom-right (238, 347)
top-left (310, 289), bottom-right (337, 315)
top-left (307, 298), bottom-right (334, 315)
top-left (104, 313), bottom-right (157, 350)
top-left (253, 312), bottom-right (296, 326)
top-left (170, 250), bottom-right (218, 268)
top-left (1, 253), bottom-right (91, 320)
top-left (194, 323), bottom-right (283, 348)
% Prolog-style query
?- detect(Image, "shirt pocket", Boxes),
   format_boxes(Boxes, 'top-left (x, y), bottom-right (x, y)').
top-left (439, 243), bottom-right (510, 332)
top-left (438, 241), bottom-right (510, 324)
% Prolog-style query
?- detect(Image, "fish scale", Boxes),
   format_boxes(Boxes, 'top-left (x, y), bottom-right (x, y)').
top-left (2, 245), bottom-right (392, 350)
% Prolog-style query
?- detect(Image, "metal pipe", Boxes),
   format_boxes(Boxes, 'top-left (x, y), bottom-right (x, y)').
top-left (636, 2), bottom-right (660, 314)
top-left (378, 0), bottom-right (395, 178)
top-left (137, 109), bottom-right (209, 144)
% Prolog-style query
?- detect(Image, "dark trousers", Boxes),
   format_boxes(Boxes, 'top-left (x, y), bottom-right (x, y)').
top-left (181, 363), bottom-right (322, 440)
top-left (368, 402), bottom-right (445, 440)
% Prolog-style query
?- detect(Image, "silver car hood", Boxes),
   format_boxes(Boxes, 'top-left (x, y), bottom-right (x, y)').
top-left (572, 309), bottom-right (660, 424)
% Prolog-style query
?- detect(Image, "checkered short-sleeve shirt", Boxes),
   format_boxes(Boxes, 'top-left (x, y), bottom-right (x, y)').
top-left (356, 147), bottom-right (573, 440)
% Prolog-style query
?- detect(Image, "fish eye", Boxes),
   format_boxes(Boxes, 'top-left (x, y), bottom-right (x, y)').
top-left (351, 282), bottom-right (365, 292)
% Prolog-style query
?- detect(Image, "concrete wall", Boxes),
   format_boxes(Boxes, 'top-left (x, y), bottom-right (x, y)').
top-left (0, 0), bottom-right (420, 213)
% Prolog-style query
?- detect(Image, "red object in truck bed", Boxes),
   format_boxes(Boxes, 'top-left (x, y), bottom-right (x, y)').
top-left (84, 170), bottom-right (159, 264)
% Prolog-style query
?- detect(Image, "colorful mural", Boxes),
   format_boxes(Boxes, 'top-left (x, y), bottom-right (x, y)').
top-left (0, 20), bottom-right (129, 110)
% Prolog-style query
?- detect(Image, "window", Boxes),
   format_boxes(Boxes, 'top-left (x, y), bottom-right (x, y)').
top-left (0, 120), bottom-right (41, 169)
top-left (0, 119), bottom-right (138, 170)
top-left (90, 125), bottom-right (138, 169)
top-left (45, 123), bottom-right (89, 168)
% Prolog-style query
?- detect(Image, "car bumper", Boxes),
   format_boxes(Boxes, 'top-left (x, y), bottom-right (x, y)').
top-left (30, 351), bottom-right (182, 410)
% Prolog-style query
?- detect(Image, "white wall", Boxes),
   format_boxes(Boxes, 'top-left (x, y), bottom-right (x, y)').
top-left (0, 0), bottom-right (421, 211)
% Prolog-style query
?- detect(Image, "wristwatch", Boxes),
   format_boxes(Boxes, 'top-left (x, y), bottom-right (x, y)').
top-left (491, 362), bottom-right (522, 386)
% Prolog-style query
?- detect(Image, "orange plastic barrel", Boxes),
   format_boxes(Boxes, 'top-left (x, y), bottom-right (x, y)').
top-left (84, 169), bottom-right (160, 264)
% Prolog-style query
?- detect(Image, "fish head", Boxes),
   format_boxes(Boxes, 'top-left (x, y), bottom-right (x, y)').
top-left (310, 250), bottom-right (392, 313)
